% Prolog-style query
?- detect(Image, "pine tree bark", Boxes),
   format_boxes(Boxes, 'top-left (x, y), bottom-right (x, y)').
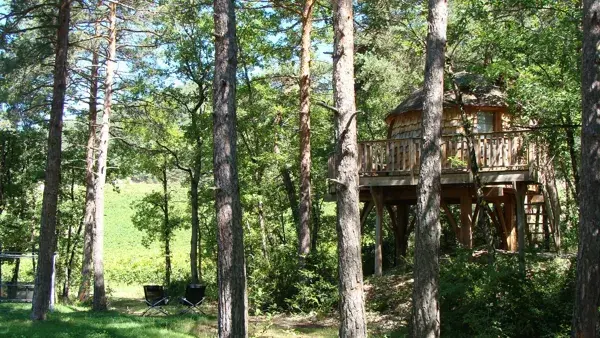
top-left (93, 1), bottom-right (117, 311)
top-left (411, 0), bottom-right (446, 337)
top-left (572, 1), bottom-right (600, 336)
top-left (78, 18), bottom-right (100, 302)
top-left (298, 0), bottom-right (315, 263)
top-left (332, 0), bottom-right (367, 336)
top-left (213, 0), bottom-right (248, 336)
top-left (31, 0), bottom-right (71, 321)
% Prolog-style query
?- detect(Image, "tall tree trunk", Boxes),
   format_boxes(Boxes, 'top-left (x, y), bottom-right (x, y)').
top-left (332, 0), bottom-right (367, 336)
top-left (213, 0), bottom-right (248, 336)
top-left (31, 0), bottom-right (71, 321)
top-left (311, 192), bottom-right (321, 252)
top-left (274, 114), bottom-right (300, 227)
top-left (572, 1), bottom-right (600, 335)
top-left (93, 1), bottom-right (117, 311)
top-left (412, 1), bottom-right (446, 337)
top-left (546, 173), bottom-right (562, 250)
top-left (161, 163), bottom-right (172, 286)
top-left (298, 0), bottom-right (315, 263)
top-left (539, 150), bottom-right (562, 251)
top-left (561, 112), bottom-right (580, 198)
top-left (10, 258), bottom-right (20, 299)
top-left (30, 209), bottom-right (37, 274)
top-left (62, 217), bottom-right (73, 301)
top-left (78, 17), bottom-right (99, 303)
top-left (258, 200), bottom-right (269, 261)
top-left (282, 168), bottom-right (300, 227)
top-left (0, 135), bottom-right (4, 216)
top-left (61, 172), bottom-right (79, 302)
top-left (189, 103), bottom-right (204, 285)
top-left (64, 220), bottom-right (82, 302)
top-left (190, 177), bottom-right (200, 284)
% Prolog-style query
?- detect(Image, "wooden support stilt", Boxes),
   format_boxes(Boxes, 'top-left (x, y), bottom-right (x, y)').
top-left (371, 187), bottom-right (384, 276)
top-left (385, 205), bottom-right (397, 233)
top-left (460, 192), bottom-right (473, 248)
top-left (485, 204), bottom-right (503, 249)
top-left (543, 205), bottom-right (551, 251)
top-left (407, 211), bottom-right (416, 237)
top-left (494, 202), bottom-right (509, 250)
top-left (442, 202), bottom-right (460, 240)
top-left (385, 205), bottom-right (398, 265)
top-left (531, 203), bottom-right (541, 246)
top-left (541, 187), bottom-right (560, 251)
top-left (395, 204), bottom-right (409, 263)
top-left (513, 181), bottom-right (527, 273)
top-left (504, 195), bottom-right (517, 252)
top-left (360, 201), bottom-right (374, 235)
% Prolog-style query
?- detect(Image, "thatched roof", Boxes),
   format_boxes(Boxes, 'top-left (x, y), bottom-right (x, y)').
top-left (385, 72), bottom-right (507, 123)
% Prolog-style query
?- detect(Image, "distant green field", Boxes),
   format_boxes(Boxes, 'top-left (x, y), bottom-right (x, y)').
top-left (104, 182), bottom-right (193, 297)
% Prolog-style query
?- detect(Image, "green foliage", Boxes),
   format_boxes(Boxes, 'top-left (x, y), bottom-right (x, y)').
top-left (131, 191), bottom-right (185, 249)
top-left (248, 246), bottom-right (339, 315)
top-left (440, 251), bottom-right (574, 337)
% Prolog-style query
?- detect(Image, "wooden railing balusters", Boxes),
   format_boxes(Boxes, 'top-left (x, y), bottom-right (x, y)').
top-left (348, 131), bottom-right (532, 176)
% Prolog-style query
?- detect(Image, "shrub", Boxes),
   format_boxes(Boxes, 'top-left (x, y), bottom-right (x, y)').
top-left (440, 251), bottom-right (574, 337)
top-left (247, 245), bottom-right (338, 315)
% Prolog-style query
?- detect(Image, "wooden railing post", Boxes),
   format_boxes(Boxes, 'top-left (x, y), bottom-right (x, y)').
top-left (354, 130), bottom-right (532, 178)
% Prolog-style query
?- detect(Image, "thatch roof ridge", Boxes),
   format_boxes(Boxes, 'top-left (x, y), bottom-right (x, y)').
top-left (385, 72), bottom-right (507, 123)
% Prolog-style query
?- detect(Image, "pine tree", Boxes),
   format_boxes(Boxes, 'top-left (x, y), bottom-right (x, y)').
top-left (213, 0), bottom-right (248, 336)
top-left (332, 0), bottom-right (367, 336)
top-left (411, 0), bottom-right (447, 336)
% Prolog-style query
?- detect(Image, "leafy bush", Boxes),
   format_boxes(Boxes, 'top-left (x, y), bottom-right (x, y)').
top-left (440, 251), bottom-right (574, 337)
top-left (248, 245), bottom-right (338, 315)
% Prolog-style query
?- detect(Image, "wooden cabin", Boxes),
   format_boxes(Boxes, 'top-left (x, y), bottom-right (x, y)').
top-left (328, 74), bottom-right (558, 275)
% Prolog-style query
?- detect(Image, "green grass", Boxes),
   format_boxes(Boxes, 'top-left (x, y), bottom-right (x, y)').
top-left (0, 303), bottom-right (211, 338)
top-left (0, 302), bottom-right (340, 338)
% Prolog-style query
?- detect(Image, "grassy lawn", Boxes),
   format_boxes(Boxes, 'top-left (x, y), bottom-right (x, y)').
top-left (0, 303), bottom-right (209, 338)
top-left (0, 302), bottom-right (340, 338)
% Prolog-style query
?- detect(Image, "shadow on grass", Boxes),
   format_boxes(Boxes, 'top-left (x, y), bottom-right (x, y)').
top-left (0, 303), bottom-right (216, 338)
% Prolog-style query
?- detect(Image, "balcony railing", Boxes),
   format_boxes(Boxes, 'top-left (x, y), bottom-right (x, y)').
top-left (329, 131), bottom-right (533, 178)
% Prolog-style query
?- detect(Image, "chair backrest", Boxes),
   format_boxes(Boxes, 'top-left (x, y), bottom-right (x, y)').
top-left (144, 285), bottom-right (166, 303)
top-left (185, 284), bottom-right (206, 304)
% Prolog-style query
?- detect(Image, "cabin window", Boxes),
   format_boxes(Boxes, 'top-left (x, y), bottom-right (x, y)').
top-left (477, 112), bottom-right (495, 133)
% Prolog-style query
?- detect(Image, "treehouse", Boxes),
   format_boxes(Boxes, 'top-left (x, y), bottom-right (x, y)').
top-left (328, 74), bottom-right (560, 275)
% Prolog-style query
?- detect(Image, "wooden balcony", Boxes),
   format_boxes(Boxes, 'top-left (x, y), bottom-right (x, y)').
top-left (328, 131), bottom-right (536, 187)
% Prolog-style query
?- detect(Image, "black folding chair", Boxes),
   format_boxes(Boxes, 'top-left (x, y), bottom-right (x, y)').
top-left (179, 284), bottom-right (206, 315)
top-left (141, 285), bottom-right (169, 316)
